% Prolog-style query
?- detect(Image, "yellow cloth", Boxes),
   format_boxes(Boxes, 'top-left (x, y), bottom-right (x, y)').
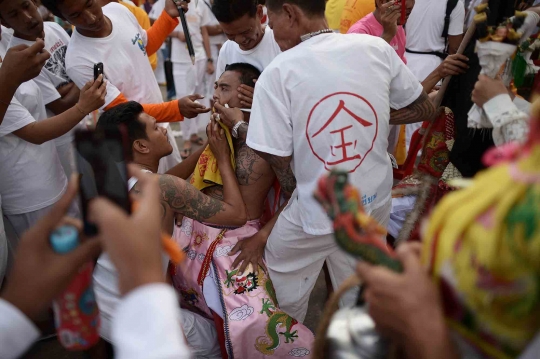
top-left (120, 1), bottom-right (158, 70)
top-left (325, 0), bottom-right (348, 31)
top-left (422, 144), bottom-right (540, 358)
top-left (395, 125), bottom-right (407, 165)
top-left (340, 0), bottom-right (376, 34)
top-left (190, 122), bottom-right (236, 191)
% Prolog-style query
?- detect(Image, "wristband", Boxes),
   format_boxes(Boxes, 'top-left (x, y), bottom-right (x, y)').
top-left (75, 103), bottom-right (87, 116)
top-left (207, 58), bottom-right (214, 63)
top-left (232, 120), bottom-right (247, 139)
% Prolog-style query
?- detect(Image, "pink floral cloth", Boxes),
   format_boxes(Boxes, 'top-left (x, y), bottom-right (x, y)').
top-left (171, 218), bottom-right (314, 359)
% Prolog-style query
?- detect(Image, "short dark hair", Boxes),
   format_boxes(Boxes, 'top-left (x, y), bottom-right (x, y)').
top-left (266, 0), bottom-right (325, 16)
top-left (212, 0), bottom-right (258, 23)
top-left (40, 0), bottom-right (64, 19)
top-left (96, 101), bottom-right (147, 150)
top-left (224, 62), bottom-right (261, 87)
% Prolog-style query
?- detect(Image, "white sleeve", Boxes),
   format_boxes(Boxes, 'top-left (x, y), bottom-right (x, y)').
top-left (0, 97), bottom-right (36, 137)
top-left (448, 0), bottom-right (466, 36)
top-left (199, 2), bottom-right (213, 27)
top-left (0, 299), bottom-right (40, 359)
top-left (32, 70), bottom-right (61, 106)
top-left (215, 43), bottom-right (228, 81)
top-left (112, 284), bottom-right (191, 359)
top-left (518, 332), bottom-right (540, 359)
top-left (246, 76), bottom-right (293, 157)
top-left (148, 0), bottom-right (165, 20)
top-left (387, 46), bottom-right (423, 110)
top-left (67, 65), bottom-right (121, 109)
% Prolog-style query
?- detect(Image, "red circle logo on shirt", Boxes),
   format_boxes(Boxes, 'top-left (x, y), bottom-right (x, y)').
top-left (306, 92), bottom-right (379, 173)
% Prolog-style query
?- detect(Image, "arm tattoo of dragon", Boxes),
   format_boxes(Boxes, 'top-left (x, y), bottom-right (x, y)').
top-left (253, 151), bottom-right (296, 198)
top-left (159, 175), bottom-right (225, 221)
top-left (389, 91), bottom-right (437, 125)
top-left (235, 146), bottom-right (264, 186)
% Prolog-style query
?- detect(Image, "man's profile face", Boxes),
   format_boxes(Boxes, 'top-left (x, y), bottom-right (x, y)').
top-left (0, 0), bottom-right (44, 40)
top-left (213, 71), bottom-right (244, 109)
top-left (137, 113), bottom-right (173, 158)
top-left (220, 5), bottom-right (264, 51)
top-left (57, 0), bottom-right (105, 34)
top-left (267, 6), bottom-right (298, 52)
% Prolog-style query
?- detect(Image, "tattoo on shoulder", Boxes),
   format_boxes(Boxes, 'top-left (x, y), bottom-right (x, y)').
top-left (159, 175), bottom-right (225, 221)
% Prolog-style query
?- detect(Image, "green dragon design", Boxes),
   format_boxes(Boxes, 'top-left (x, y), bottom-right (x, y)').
top-left (254, 277), bottom-right (298, 355)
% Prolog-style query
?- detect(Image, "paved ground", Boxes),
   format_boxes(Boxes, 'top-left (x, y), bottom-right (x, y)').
top-left (22, 113), bottom-right (329, 358)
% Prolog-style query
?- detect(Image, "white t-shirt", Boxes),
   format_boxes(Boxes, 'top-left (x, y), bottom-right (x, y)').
top-left (171, 0), bottom-right (212, 63)
top-left (0, 82), bottom-right (67, 215)
top-left (203, 0), bottom-right (227, 46)
top-left (148, 0), bottom-right (165, 20)
top-left (405, 0), bottom-right (465, 81)
top-left (215, 26), bottom-right (281, 80)
top-left (247, 34), bottom-right (423, 235)
top-left (66, 2), bottom-right (163, 108)
top-left (9, 22), bottom-right (79, 146)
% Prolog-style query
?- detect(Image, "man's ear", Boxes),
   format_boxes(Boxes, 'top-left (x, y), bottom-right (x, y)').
top-left (256, 4), bottom-right (264, 19)
top-left (282, 3), bottom-right (298, 26)
top-left (133, 139), bottom-right (150, 155)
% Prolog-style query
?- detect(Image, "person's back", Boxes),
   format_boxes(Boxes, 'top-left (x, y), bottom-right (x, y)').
top-left (249, 33), bottom-right (420, 234)
top-left (405, 0), bottom-right (465, 81)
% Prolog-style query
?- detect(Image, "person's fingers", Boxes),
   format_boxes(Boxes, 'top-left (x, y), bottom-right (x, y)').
top-left (380, 1), bottom-right (393, 10)
top-left (195, 107), bottom-right (211, 114)
top-left (80, 80), bottom-right (93, 93)
top-left (238, 258), bottom-right (249, 275)
top-left (258, 259), bottom-right (268, 274)
top-left (356, 261), bottom-right (376, 283)
top-left (451, 54), bottom-right (469, 62)
top-left (88, 196), bottom-right (129, 233)
top-left (57, 217), bottom-right (84, 234)
top-left (396, 243), bottom-right (422, 273)
top-left (229, 241), bottom-right (242, 256)
top-left (213, 102), bottom-right (225, 113)
top-left (27, 175), bottom-right (79, 241)
top-left (240, 101), bottom-right (251, 107)
top-left (90, 74), bottom-right (103, 90)
top-left (446, 59), bottom-right (469, 69)
top-left (188, 94), bottom-right (205, 101)
top-left (129, 171), bottom-right (161, 225)
top-left (25, 39), bottom-right (46, 55)
top-left (238, 85), bottom-right (255, 95)
top-left (62, 239), bottom-right (102, 271)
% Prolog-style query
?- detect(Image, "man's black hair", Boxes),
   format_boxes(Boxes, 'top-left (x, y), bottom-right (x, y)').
top-left (224, 62), bottom-right (261, 87)
top-left (266, 0), bottom-right (326, 15)
top-left (212, 0), bottom-right (258, 23)
top-left (40, 0), bottom-right (65, 19)
top-left (96, 101), bottom-right (148, 150)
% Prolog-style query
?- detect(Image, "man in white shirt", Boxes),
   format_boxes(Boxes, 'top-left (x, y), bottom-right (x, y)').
top-left (41, 0), bottom-right (208, 173)
top-left (169, 0), bottom-right (214, 157)
top-left (212, 0), bottom-right (281, 107)
top-left (1, 0), bottom-right (84, 178)
top-left (245, 0), bottom-right (435, 322)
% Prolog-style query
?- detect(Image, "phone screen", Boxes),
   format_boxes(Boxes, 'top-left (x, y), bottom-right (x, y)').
top-left (75, 128), bottom-right (131, 235)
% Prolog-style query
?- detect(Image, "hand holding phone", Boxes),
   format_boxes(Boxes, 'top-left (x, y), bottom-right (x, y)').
top-left (75, 128), bottom-right (131, 235)
top-left (94, 62), bottom-right (104, 81)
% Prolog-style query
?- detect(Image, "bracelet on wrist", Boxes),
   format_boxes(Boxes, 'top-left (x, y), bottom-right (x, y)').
top-left (75, 103), bottom-right (87, 116)
top-left (207, 58), bottom-right (214, 63)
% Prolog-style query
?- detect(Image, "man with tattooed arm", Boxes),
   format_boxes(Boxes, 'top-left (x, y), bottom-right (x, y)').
top-left (217, 0), bottom-right (437, 323)
top-left (92, 101), bottom-right (245, 357)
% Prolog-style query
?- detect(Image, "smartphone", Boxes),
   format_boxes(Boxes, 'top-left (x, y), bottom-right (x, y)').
top-left (94, 62), bottom-right (104, 81)
top-left (74, 127), bottom-right (131, 236)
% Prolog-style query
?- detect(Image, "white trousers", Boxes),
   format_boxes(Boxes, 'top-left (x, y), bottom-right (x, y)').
top-left (265, 198), bottom-right (392, 322)
top-left (173, 60), bottom-right (209, 141)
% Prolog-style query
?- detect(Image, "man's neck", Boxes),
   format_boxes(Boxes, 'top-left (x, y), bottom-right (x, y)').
top-left (77, 15), bottom-right (113, 38)
top-left (13, 30), bottom-right (45, 42)
top-left (134, 159), bottom-right (159, 174)
top-left (300, 17), bottom-right (330, 38)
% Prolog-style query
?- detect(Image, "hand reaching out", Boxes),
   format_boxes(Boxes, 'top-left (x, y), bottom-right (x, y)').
top-left (178, 94), bottom-right (211, 118)
top-left (437, 54), bottom-right (469, 78)
top-left (2, 40), bottom-right (50, 87)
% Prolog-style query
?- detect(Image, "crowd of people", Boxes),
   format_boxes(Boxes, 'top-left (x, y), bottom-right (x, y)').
top-left (0, 0), bottom-right (539, 358)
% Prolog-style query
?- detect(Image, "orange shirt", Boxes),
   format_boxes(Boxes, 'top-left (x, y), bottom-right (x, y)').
top-left (340, 0), bottom-right (376, 34)
top-left (325, 0), bottom-right (348, 31)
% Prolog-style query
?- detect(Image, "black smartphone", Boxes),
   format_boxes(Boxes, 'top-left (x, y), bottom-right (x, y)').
top-left (94, 62), bottom-right (104, 81)
top-left (74, 127), bottom-right (131, 236)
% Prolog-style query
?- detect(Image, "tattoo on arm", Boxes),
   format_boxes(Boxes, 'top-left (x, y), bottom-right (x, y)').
top-left (389, 92), bottom-right (437, 125)
top-left (254, 151), bottom-right (296, 198)
top-left (159, 175), bottom-right (225, 221)
top-left (237, 122), bottom-right (248, 143)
